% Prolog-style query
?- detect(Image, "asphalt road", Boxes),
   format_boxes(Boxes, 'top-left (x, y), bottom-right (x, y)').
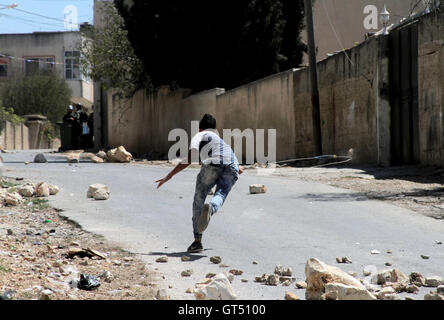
top-left (2, 150), bottom-right (444, 300)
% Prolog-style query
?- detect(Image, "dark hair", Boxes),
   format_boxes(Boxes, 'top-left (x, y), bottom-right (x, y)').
top-left (75, 104), bottom-right (83, 110)
top-left (199, 114), bottom-right (216, 130)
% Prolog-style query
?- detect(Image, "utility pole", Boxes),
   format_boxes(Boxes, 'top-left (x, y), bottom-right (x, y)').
top-left (304, 0), bottom-right (323, 156)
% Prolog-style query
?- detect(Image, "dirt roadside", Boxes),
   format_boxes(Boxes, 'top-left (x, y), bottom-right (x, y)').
top-left (0, 176), bottom-right (158, 300)
top-left (272, 164), bottom-right (444, 220)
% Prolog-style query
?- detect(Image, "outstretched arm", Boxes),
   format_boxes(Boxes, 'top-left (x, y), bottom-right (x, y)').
top-left (155, 149), bottom-right (195, 189)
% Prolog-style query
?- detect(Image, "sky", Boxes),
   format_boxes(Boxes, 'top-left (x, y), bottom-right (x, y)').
top-left (0, 0), bottom-right (94, 34)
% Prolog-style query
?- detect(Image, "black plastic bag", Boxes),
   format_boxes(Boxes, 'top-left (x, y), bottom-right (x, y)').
top-left (77, 274), bottom-right (101, 291)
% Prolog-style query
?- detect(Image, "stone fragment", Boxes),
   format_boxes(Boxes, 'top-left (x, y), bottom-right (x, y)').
top-left (87, 184), bottom-right (110, 201)
top-left (181, 256), bottom-right (190, 262)
top-left (34, 153), bottom-right (47, 163)
top-left (421, 255), bottom-right (430, 260)
top-left (254, 274), bottom-right (268, 283)
top-left (424, 292), bottom-right (444, 300)
top-left (409, 272), bottom-right (425, 287)
top-left (48, 184), bottom-right (59, 196)
top-left (39, 289), bottom-right (53, 300)
top-left (210, 256), bottom-right (222, 264)
top-left (370, 250), bottom-right (380, 255)
top-left (336, 257), bottom-right (352, 264)
top-left (35, 183), bottom-right (50, 197)
top-left (425, 276), bottom-right (444, 288)
top-left (17, 185), bottom-right (35, 198)
top-left (249, 184), bottom-right (267, 194)
top-left (285, 291), bottom-right (300, 300)
top-left (322, 283), bottom-right (378, 300)
top-left (405, 284), bottom-right (419, 294)
top-left (229, 269), bottom-right (243, 276)
top-left (296, 281), bottom-right (307, 289)
top-left (185, 288), bottom-right (194, 294)
top-left (372, 269), bottom-right (408, 286)
top-left (66, 154), bottom-right (80, 163)
top-left (93, 188), bottom-right (110, 201)
top-left (96, 151), bottom-right (107, 159)
top-left (156, 256), bottom-right (168, 263)
top-left (99, 271), bottom-right (114, 283)
top-left (106, 146), bottom-right (133, 163)
top-left (181, 269), bottom-right (193, 277)
top-left (5, 192), bottom-right (22, 206)
top-left (437, 285), bottom-right (444, 295)
top-left (194, 273), bottom-right (237, 300)
top-left (265, 274), bottom-right (279, 286)
top-left (206, 273), bottom-right (216, 279)
top-left (376, 286), bottom-right (396, 300)
top-left (305, 258), bottom-right (376, 300)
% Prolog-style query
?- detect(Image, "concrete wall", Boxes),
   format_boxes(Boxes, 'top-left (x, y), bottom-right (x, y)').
top-left (417, 11), bottom-right (444, 166)
top-left (106, 36), bottom-right (389, 165)
top-left (0, 121), bottom-right (29, 150)
top-left (294, 36), bottom-right (390, 165)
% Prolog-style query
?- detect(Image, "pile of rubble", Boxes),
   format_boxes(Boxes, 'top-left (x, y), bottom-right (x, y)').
top-left (303, 258), bottom-right (444, 300)
top-left (0, 178), bottom-right (59, 208)
top-left (35, 146), bottom-right (133, 165)
top-left (0, 177), bottom-right (157, 300)
top-left (164, 252), bottom-right (444, 300)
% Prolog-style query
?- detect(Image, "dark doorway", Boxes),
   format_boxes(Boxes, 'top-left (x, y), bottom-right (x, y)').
top-left (389, 22), bottom-right (420, 165)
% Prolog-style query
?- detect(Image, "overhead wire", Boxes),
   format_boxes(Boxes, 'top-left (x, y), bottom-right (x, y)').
top-left (319, 0), bottom-right (374, 87)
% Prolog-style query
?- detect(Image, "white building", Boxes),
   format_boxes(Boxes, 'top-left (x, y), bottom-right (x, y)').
top-left (0, 31), bottom-right (94, 109)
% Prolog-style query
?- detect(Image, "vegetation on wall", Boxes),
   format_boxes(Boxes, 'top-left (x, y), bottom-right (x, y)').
top-left (79, 4), bottom-right (151, 98)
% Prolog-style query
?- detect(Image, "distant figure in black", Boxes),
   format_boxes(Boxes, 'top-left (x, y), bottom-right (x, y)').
top-left (63, 105), bottom-right (75, 123)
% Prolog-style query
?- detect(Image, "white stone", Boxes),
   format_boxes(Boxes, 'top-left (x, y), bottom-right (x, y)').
top-left (106, 146), bottom-right (133, 163)
top-left (249, 184), bottom-right (267, 194)
top-left (305, 258), bottom-right (376, 300)
top-left (194, 273), bottom-right (237, 300)
top-left (48, 184), bottom-right (59, 195)
top-left (35, 183), bottom-right (50, 197)
top-left (5, 192), bottom-right (22, 206)
top-left (87, 184), bottom-right (110, 200)
top-left (323, 283), bottom-right (377, 300)
top-left (17, 185), bottom-right (35, 197)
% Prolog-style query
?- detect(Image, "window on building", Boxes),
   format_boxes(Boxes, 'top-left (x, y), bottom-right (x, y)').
top-left (65, 51), bottom-right (80, 80)
top-left (24, 57), bottom-right (55, 76)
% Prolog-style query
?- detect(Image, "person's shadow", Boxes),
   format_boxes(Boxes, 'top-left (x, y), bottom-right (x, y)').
top-left (132, 250), bottom-right (213, 262)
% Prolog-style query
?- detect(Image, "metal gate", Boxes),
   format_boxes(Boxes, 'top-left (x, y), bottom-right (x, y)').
top-left (389, 22), bottom-right (420, 165)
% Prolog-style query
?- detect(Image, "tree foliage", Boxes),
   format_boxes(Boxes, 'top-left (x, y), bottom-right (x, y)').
top-left (114, 0), bottom-right (306, 92)
top-left (79, 3), bottom-right (151, 97)
top-left (0, 74), bottom-right (71, 125)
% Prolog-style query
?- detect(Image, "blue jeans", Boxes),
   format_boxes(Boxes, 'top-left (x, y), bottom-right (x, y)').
top-left (193, 164), bottom-right (238, 239)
